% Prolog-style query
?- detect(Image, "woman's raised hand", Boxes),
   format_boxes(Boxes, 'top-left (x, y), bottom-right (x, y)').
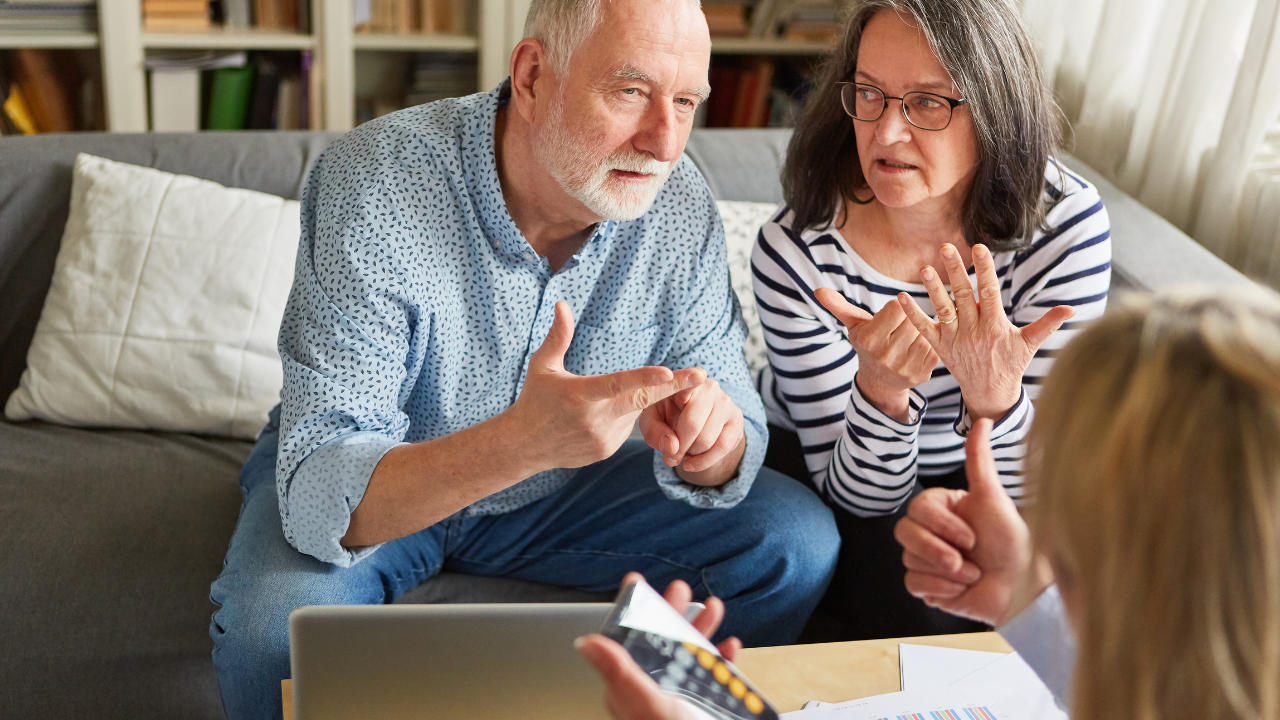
top-left (897, 243), bottom-right (1074, 420)
top-left (816, 287), bottom-right (939, 423)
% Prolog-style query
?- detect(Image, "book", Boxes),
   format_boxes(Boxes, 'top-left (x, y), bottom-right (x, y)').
top-left (149, 67), bottom-right (200, 131)
top-left (703, 5), bottom-right (748, 37)
top-left (0, 2), bottom-right (98, 33)
top-left (142, 0), bottom-right (210, 31)
top-left (706, 65), bottom-right (740, 128)
top-left (246, 52), bottom-right (280, 129)
top-left (222, 0), bottom-right (251, 28)
top-left (3, 82), bottom-right (38, 134)
top-left (10, 48), bottom-right (73, 132)
top-left (204, 63), bottom-right (255, 130)
top-left (275, 73), bottom-right (301, 129)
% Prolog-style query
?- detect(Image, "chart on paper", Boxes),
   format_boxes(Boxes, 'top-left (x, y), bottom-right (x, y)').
top-left (875, 708), bottom-right (998, 720)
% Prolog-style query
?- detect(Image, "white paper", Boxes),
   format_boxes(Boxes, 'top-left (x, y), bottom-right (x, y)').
top-left (899, 644), bottom-right (1006, 691)
top-left (616, 579), bottom-right (719, 654)
top-left (783, 684), bottom-right (1034, 719)
top-left (951, 652), bottom-right (1068, 720)
top-left (787, 646), bottom-right (1066, 719)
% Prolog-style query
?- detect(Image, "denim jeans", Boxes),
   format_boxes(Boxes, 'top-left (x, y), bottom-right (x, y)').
top-left (209, 421), bottom-right (839, 720)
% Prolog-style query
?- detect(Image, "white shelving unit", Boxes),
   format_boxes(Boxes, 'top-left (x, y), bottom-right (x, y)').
top-left (2, 0), bottom-right (830, 133)
top-left (0, 33), bottom-right (99, 49)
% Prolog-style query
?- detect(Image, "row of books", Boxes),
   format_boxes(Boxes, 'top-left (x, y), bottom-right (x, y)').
top-left (702, 55), bottom-right (813, 129)
top-left (146, 50), bottom-right (316, 131)
top-left (353, 0), bottom-right (467, 35)
top-left (0, 48), bottom-right (102, 134)
top-left (354, 50), bottom-right (474, 125)
top-left (702, 0), bottom-right (844, 42)
top-left (142, 0), bottom-right (310, 33)
top-left (0, 1), bottom-right (97, 34)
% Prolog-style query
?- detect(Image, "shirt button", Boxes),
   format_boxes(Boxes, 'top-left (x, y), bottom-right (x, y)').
top-left (522, 251), bottom-right (534, 261)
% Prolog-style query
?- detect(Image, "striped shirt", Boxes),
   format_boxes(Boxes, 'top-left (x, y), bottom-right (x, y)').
top-left (752, 161), bottom-right (1111, 516)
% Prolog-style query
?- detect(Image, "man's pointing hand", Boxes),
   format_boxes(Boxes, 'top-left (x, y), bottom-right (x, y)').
top-left (509, 301), bottom-right (705, 472)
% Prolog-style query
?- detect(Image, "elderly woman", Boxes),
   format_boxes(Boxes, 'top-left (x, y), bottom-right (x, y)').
top-left (752, 0), bottom-right (1111, 637)
top-left (580, 286), bottom-right (1280, 720)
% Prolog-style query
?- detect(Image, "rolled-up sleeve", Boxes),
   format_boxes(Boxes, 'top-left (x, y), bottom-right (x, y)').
top-left (275, 167), bottom-right (418, 567)
top-left (653, 197), bottom-right (767, 509)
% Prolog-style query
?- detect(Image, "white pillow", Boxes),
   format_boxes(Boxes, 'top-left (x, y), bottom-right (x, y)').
top-left (4, 153), bottom-right (300, 439)
top-left (717, 200), bottom-right (779, 377)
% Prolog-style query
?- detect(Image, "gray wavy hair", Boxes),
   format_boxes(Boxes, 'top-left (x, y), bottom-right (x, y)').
top-left (782, 0), bottom-right (1064, 252)
top-left (524, 0), bottom-right (702, 77)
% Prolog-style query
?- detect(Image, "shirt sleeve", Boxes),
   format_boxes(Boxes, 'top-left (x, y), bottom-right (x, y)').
top-left (652, 192), bottom-right (768, 510)
top-left (275, 162), bottom-right (418, 567)
top-left (752, 221), bottom-right (925, 516)
top-left (981, 170), bottom-right (1112, 502)
top-left (998, 585), bottom-right (1076, 712)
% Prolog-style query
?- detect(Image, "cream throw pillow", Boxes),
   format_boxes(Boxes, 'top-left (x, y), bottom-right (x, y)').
top-left (4, 153), bottom-right (301, 439)
top-left (717, 200), bottom-right (779, 377)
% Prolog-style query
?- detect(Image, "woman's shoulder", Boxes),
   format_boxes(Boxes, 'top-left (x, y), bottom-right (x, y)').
top-left (757, 205), bottom-right (848, 257)
top-left (1040, 158), bottom-right (1107, 224)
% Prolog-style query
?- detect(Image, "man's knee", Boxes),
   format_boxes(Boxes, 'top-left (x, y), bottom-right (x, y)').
top-left (731, 469), bottom-right (840, 586)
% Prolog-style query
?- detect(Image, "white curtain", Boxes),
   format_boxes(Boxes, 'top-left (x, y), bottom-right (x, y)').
top-left (1020, 0), bottom-right (1280, 288)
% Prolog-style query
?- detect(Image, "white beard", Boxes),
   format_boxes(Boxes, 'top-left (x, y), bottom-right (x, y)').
top-left (533, 94), bottom-right (672, 221)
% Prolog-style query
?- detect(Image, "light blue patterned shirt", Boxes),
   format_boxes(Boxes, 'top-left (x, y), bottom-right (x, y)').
top-left (275, 83), bottom-right (767, 567)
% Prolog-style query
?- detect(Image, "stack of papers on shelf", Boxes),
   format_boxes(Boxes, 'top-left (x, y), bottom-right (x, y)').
top-left (0, 2), bottom-right (97, 34)
top-left (783, 645), bottom-right (1068, 720)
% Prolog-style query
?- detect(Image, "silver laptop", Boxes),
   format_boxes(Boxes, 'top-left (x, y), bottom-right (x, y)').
top-left (288, 603), bottom-right (614, 720)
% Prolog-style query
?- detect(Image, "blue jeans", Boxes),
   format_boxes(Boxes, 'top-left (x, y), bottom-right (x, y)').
top-left (209, 422), bottom-right (839, 720)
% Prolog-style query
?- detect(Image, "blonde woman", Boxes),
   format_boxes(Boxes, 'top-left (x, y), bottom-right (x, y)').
top-left (579, 286), bottom-right (1280, 720)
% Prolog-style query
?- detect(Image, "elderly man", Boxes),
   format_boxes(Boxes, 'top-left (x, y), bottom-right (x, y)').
top-left (208, 0), bottom-right (838, 716)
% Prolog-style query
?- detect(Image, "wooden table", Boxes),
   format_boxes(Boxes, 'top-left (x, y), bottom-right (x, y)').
top-left (282, 631), bottom-right (1011, 716)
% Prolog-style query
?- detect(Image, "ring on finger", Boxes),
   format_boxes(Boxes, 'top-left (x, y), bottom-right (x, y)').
top-left (938, 313), bottom-right (957, 325)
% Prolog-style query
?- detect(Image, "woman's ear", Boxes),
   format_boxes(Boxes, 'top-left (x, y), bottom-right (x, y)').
top-left (509, 38), bottom-right (553, 126)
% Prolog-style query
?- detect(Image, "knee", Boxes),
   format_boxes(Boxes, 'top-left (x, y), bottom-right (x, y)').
top-left (738, 469), bottom-right (840, 586)
top-left (210, 558), bottom-right (380, 663)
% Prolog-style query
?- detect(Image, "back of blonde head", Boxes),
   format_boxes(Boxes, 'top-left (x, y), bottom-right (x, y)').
top-left (1029, 286), bottom-right (1280, 720)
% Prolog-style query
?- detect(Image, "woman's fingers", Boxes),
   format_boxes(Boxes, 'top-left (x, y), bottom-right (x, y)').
top-left (816, 287), bottom-right (873, 329)
top-left (716, 636), bottom-right (742, 663)
top-left (939, 244), bottom-right (977, 322)
top-left (690, 595), bottom-right (725, 639)
top-left (903, 570), bottom-right (970, 600)
top-left (894, 513), bottom-right (975, 579)
top-left (972, 244), bottom-right (1008, 328)
top-left (661, 578), bottom-right (693, 616)
top-left (1019, 305), bottom-right (1076, 351)
top-left (898, 292), bottom-right (941, 346)
top-left (576, 634), bottom-right (690, 720)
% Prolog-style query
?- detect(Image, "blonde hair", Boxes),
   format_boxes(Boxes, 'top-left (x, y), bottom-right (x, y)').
top-left (1029, 286), bottom-right (1280, 720)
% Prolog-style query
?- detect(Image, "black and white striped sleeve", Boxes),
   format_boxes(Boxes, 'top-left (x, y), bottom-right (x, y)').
top-left (752, 221), bottom-right (929, 516)
top-left (955, 165), bottom-right (1113, 500)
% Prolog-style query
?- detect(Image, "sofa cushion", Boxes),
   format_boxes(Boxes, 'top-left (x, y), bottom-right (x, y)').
top-left (0, 132), bottom-right (342, 407)
top-left (718, 200), bottom-right (780, 376)
top-left (5, 154), bottom-right (301, 439)
top-left (0, 420), bottom-right (250, 719)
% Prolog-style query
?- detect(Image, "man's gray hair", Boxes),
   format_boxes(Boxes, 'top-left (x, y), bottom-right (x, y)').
top-left (524, 0), bottom-right (702, 77)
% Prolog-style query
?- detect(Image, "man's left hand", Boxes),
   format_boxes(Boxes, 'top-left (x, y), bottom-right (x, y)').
top-left (639, 376), bottom-right (745, 484)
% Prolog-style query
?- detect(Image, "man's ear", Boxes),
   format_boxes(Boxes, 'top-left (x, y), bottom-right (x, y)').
top-left (509, 38), bottom-right (553, 125)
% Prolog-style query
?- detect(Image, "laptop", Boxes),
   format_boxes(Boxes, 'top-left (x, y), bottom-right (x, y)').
top-left (288, 603), bottom-right (614, 720)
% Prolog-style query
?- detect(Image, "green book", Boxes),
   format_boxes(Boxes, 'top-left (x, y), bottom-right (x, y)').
top-left (204, 64), bottom-right (256, 131)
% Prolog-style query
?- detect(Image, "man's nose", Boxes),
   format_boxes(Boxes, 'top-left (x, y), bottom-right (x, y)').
top-left (874, 99), bottom-right (914, 146)
top-left (632, 99), bottom-right (682, 164)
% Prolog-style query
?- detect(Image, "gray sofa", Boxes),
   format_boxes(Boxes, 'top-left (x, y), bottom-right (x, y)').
top-left (0, 129), bottom-right (1252, 719)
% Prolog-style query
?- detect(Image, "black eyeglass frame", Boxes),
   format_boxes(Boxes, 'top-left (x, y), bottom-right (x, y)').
top-left (836, 81), bottom-right (969, 131)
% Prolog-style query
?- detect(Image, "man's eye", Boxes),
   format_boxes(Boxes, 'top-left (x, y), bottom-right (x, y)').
top-left (621, 88), bottom-right (639, 96)
top-left (676, 97), bottom-right (694, 106)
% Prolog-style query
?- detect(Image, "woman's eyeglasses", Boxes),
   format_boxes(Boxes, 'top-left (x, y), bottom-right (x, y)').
top-left (836, 82), bottom-right (968, 131)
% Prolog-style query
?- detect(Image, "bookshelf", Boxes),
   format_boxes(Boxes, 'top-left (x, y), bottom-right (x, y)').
top-left (0, 0), bottom-right (834, 135)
